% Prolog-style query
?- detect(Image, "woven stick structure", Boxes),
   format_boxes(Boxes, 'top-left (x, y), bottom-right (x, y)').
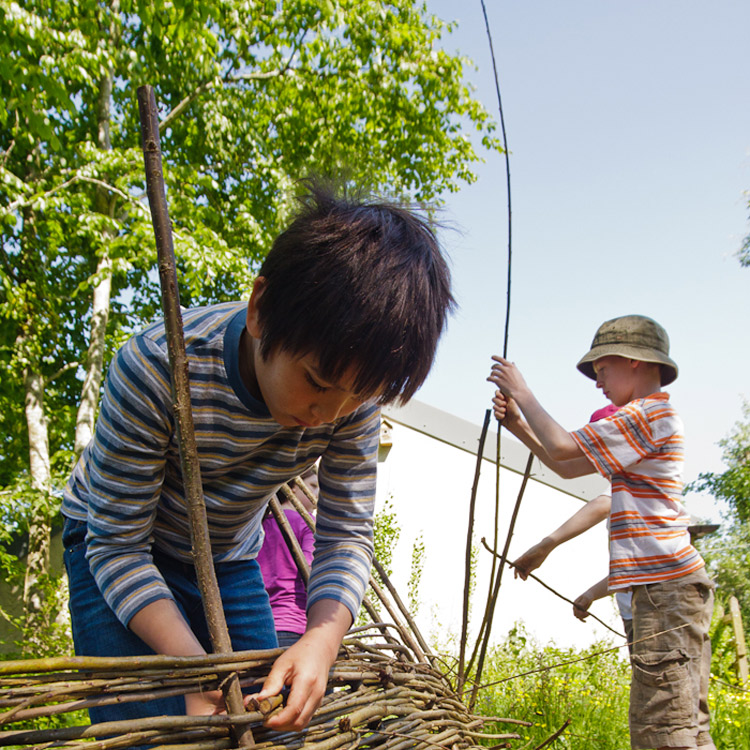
top-left (0, 539), bottom-right (531, 750)
top-left (0, 478), bottom-right (538, 750)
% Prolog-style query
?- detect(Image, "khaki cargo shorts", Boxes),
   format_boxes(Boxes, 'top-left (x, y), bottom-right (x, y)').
top-left (629, 569), bottom-right (714, 749)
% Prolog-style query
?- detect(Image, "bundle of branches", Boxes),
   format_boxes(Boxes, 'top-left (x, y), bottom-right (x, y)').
top-left (0, 624), bottom-right (527, 750)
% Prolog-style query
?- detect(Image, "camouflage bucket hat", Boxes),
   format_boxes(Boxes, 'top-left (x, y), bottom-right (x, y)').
top-left (576, 314), bottom-right (678, 386)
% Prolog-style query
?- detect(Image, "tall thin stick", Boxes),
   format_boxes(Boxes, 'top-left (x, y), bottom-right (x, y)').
top-left (370, 557), bottom-right (433, 661)
top-left (471, 433), bottom-right (502, 666)
top-left (137, 84), bottom-right (253, 746)
top-left (469, 453), bottom-right (533, 709)
top-left (480, 0), bottom-right (512, 360)
top-left (268, 496), bottom-right (310, 584)
top-left (457, 409), bottom-right (492, 692)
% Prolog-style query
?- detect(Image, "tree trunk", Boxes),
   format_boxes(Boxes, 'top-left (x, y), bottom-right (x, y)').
top-left (73, 71), bottom-right (115, 460)
top-left (73, 253), bottom-right (112, 459)
top-left (23, 363), bottom-right (52, 654)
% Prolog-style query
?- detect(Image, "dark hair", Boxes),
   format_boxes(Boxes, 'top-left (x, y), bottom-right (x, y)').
top-left (255, 182), bottom-right (454, 404)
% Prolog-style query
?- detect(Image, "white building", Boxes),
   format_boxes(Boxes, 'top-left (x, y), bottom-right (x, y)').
top-left (377, 399), bottom-right (625, 653)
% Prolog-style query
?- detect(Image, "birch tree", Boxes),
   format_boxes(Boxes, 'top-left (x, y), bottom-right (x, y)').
top-left (1, 0), bottom-right (498, 652)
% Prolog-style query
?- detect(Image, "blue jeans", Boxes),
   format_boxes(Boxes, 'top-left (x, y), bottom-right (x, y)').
top-left (63, 518), bottom-right (278, 724)
top-left (276, 630), bottom-right (302, 648)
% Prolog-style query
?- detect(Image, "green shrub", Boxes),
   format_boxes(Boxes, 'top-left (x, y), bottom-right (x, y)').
top-left (470, 623), bottom-right (750, 750)
top-left (709, 679), bottom-right (750, 750)
top-left (474, 624), bottom-right (630, 749)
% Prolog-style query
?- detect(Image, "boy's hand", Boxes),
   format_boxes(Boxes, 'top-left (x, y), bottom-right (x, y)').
top-left (185, 688), bottom-right (226, 716)
top-left (488, 356), bottom-right (530, 401)
top-left (253, 633), bottom-right (331, 731)
top-left (492, 390), bottom-right (522, 426)
top-left (512, 539), bottom-right (554, 580)
top-left (255, 599), bottom-right (349, 731)
top-left (572, 592), bottom-right (593, 622)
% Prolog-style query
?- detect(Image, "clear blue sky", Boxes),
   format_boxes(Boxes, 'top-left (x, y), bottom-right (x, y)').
top-left (417, 0), bottom-right (750, 523)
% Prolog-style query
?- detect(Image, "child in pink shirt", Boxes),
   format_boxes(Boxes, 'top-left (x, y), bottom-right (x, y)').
top-left (257, 470), bottom-right (318, 648)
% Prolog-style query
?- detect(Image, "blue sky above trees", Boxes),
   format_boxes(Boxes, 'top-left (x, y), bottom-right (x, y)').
top-left (417, 0), bottom-right (750, 523)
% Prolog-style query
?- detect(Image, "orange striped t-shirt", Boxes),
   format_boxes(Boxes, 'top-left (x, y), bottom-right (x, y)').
top-left (571, 393), bottom-right (704, 589)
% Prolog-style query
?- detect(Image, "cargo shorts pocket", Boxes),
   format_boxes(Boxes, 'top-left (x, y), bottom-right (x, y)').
top-left (630, 648), bottom-right (693, 729)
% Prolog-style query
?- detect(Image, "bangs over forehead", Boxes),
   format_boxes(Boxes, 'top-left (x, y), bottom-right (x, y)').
top-left (255, 184), bottom-right (454, 405)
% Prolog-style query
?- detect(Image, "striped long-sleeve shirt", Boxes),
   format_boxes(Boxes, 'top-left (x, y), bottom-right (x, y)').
top-left (62, 302), bottom-right (379, 627)
top-left (571, 392), bottom-right (704, 589)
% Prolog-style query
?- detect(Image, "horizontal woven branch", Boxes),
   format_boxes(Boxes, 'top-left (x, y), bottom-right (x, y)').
top-left (0, 625), bottom-right (534, 750)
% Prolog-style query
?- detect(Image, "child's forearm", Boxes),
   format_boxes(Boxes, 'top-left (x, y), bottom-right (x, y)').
top-left (583, 576), bottom-right (610, 603)
top-left (305, 599), bottom-right (353, 659)
top-left (513, 494), bottom-right (610, 579)
top-left (504, 413), bottom-right (595, 479)
top-left (129, 599), bottom-right (224, 715)
top-left (513, 388), bottom-right (584, 462)
top-left (547, 494), bottom-right (611, 545)
top-left (573, 575), bottom-right (610, 622)
top-left (258, 599), bottom-right (352, 731)
top-left (129, 598), bottom-right (207, 657)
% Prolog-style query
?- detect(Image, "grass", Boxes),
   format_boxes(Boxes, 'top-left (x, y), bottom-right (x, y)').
top-left (472, 624), bottom-right (750, 750)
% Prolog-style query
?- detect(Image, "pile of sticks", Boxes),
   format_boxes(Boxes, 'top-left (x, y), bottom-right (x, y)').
top-left (0, 623), bottom-right (527, 750)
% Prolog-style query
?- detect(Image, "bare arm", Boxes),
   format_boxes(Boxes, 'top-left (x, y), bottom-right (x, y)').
top-left (492, 390), bottom-right (594, 479)
top-left (129, 599), bottom-right (224, 715)
top-left (512, 493), bottom-right (611, 579)
top-left (489, 356), bottom-right (585, 462)
top-left (545, 493), bottom-right (611, 545)
top-left (256, 599), bottom-right (351, 731)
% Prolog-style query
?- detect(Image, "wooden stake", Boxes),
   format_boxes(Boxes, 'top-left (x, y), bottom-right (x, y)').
top-left (729, 595), bottom-right (749, 684)
top-left (268, 496), bottom-right (310, 585)
top-left (457, 409), bottom-right (492, 692)
top-left (136, 84), bottom-right (254, 747)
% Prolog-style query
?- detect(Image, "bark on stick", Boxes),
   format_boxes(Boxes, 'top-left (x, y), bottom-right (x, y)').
top-left (136, 84), bottom-right (254, 747)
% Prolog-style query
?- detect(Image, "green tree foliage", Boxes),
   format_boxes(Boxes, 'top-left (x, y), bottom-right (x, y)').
top-left (740, 193), bottom-right (750, 268)
top-left (408, 533), bottom-right (425, 616)
top-left (1, 0), bottom-right (498, 650)
top-left (3, 0), bottom-right (499, 330)
top-left (689, 400), bottom-right (750, 523)
top-left (690, 400), bottom-right (750, 628)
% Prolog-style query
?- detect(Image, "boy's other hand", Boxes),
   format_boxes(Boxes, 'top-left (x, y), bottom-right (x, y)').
top-left (512, 539), bottom-right (553, 580)
top-left (185, 688), bottom-right (226, 716)
top-left (572, 593), bottom-right (593, 622)
top-left (488, 356), bottom-right (529, 401)
top-left (492, 390), bottom-right (521, 426)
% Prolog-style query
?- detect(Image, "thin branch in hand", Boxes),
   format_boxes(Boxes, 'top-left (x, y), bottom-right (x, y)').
top-left (478, 537), bottom-right (625, 639)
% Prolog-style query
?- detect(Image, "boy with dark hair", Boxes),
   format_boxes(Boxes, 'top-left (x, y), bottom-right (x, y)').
top-left (62, 184), bottom-right (454, 731)
top-left (489, 315), bottom-right (715, 750)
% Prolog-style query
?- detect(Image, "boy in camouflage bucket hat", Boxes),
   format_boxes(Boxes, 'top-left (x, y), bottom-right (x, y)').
top-left (576, 314), bottom-right (679, 385)
top-left (488, 315), bottom-right (715, 750)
